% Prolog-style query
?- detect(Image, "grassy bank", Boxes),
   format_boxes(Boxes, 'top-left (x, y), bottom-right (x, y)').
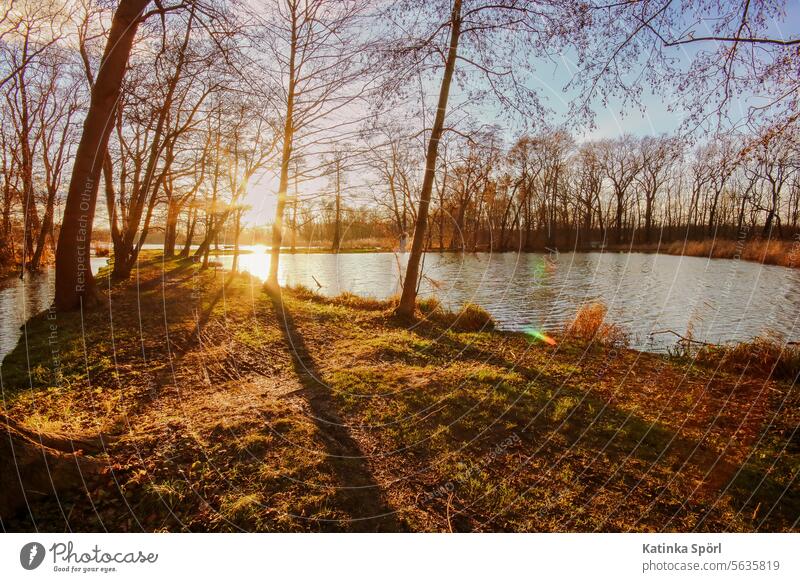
top-left (1, 255), bottom-right (797, 532)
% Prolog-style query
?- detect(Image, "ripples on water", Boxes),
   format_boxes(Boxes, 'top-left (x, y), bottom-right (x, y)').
top-left (1, 251), bottom-right (798, 361)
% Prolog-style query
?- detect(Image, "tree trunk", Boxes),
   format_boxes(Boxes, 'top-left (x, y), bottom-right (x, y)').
top-left (0, 413), bottom-right (107, 518)
top-left (232, 210), bottom-right (242, 272)
top-left (395, 0), bottom-right (462, 318)
top-left (163, 199), bottom-right (180, 258)
top-left (179, 208), bottom-right (197, 258)
top-left (55, 0), bottom-right (150, 311)
top-left (268, 10), bottom-right (298, 287)
top-left (332, 158), bottom-right (341, 253)
top-left (28, 187), bottom-right (57, 272)
top-left (615, 191), bottom-right (624, 244)
top-left (644, 194), bottom-right (654, 244)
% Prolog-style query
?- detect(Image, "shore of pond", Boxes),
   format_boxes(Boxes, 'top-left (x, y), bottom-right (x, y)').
top-left (1, 254), bottom-right (798, 532)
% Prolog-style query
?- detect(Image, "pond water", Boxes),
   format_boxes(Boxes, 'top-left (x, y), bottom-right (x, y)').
top-left (0, 257), bottom-right (108, 363)
top-left (1, 250), bottom-right (798, 361)
top-left (222, 249), bottom-right (800, 351)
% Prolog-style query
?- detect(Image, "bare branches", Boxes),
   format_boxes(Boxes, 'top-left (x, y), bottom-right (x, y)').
top-left (567, 0), bottom-right (800, 135)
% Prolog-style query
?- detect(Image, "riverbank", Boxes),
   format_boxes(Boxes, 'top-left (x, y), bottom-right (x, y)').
top-left (1, 255), bottom-right (797, 531)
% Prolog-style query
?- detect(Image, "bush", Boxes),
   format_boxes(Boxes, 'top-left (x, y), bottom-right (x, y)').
top-left (432, 302), bottom-right (495, 332)
top-left (564, 301), bottom-right (628, 347)
top-left (93, 242), bottom-right (110, 257)
top-left (417, 296), bottom-right (441, 316)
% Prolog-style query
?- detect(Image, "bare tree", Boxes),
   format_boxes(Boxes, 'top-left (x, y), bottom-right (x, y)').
top-left (386, 0), bottom-right (566, 317)
top-left (636, 135), bottom-right (679, 244)
top-left (567, 0), bottom-right (800, 135)
top-left (55, 0), bottom-right (152, 309)
top-left (261, 0), bottom-right (372, 287)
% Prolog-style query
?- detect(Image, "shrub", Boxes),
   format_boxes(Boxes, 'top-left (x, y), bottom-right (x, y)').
top-left (434, 302), bottom-right (496, 332)
top-left (564, 301), bottom-right (628, 347)
top-left (417, 296), bottom-right (441, 316)
top-left (93, 242), bottom-right (110, 257)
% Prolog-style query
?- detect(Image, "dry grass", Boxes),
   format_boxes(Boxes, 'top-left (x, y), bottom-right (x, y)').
top-left (335, 237), bottom-right (395, 250)
top-left (663, 238), bottom-right (800, 268)
top-left (430, 302), bottom-right (496, 332)
top-left (92, 242), bottom-right (110, 257)
top-left (564, 302), bottom-right (629, 347)
top-left (693, 335), bottom-right (800, 381)
top-left (281, 287), bottom-right (489, 329)
top-left (417, 296), bottom-right (442, 316)
top-left (333, 291), bottom-right (390, 311)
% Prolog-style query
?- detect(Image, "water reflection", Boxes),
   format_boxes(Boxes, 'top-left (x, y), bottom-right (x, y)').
top-left (0, 258), bottom-right (108, 362)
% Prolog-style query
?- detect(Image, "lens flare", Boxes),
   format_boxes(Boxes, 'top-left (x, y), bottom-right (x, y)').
top-left (525, 329), bottom-right (557, 346)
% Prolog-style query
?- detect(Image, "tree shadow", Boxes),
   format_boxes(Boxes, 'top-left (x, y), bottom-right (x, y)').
top-left (268, 289), bottom-right (404, 531)
top-left (402, 322), bottom-right (799, 530)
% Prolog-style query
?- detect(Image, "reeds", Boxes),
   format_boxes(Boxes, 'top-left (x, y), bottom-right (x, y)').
top-left (564, 301), bottom-right (629, 347)
top-left (693, 335), bottom-right (800, 380)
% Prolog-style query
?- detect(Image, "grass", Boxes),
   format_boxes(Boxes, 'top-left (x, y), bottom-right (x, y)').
top-left (689, 336), bottom-right (800, 381)
top-left (1, 253), bottom-right (797, 532)
top-left (596, 238), bottom-right (799, 268)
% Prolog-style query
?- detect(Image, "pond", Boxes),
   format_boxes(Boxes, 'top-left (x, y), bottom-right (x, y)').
top-left (1, 250), bottom-right (798, 362)
top-left (0, 257), bottom-right (109, 364)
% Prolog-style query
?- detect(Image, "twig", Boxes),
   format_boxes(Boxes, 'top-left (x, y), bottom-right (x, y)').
top-left (649, 329), bottom-right (716, 346)
top-left (446, 492), bottom-right (454, 533)
top-left (311, 275), bottom-right (323, 289)
top-left (423, 274), bottom-right (444, 289)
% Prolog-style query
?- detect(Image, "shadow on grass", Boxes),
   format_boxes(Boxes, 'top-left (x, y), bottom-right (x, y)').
top-left (401, 322), bottom-right (799, 531)
top-left (268, 288), bottom-right (404, 531)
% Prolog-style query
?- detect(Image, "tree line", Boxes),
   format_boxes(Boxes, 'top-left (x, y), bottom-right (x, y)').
top-left (347, 128), bottom-right (799, 252)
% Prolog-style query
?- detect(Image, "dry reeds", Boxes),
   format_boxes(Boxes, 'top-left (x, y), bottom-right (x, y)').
top-left (564, 301), bottom-right (629, 347)
top-left (93, 242), bottom-right (110, 257)
top-left (693, 335), bottom-right (800, 380)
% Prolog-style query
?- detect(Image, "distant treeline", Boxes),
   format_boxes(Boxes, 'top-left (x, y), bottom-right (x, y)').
top-left (301, 130), bottom-right (800, 253)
